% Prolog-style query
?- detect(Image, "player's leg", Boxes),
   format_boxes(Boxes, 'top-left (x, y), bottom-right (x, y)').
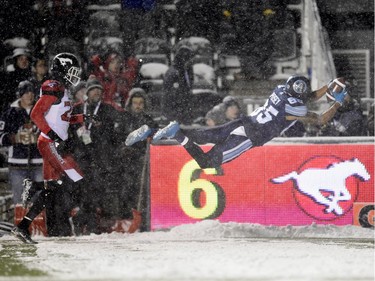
top-left (38, 139), bottom-right (84, 183)
top-left (21, 166), bottom-right (44, 207)
top-left (126, 119), bottom-right (243, 146)
top-left (181, 133), bottom-right (252, 169)
top-left (12, 178), bottom-right (56, 244)
top-left (152, 119), bottom-right (244, 144)
top-left (21, 179), bottom-right (44, 207)
top-left (13, 140), bottom-right (83, 242)
top-left (38, 140), bottom-right (83, 236)
top-left (12, 155), bottom-right (62, 244)
top-left (125, 125), bottom-right (154, 146)
top-left (152, 121), bottom-right (181, 141)
top-left (179, 119), bottom-right (245, 144)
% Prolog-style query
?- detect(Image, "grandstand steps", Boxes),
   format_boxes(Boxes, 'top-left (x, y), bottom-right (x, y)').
top-left (227, 78), bottom-right (285, 115)
top-left (229, 78), bottom-right (284, 98)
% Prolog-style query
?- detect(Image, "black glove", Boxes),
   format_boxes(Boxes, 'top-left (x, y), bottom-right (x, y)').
top-left (47, 130), bottom-right (62, 143)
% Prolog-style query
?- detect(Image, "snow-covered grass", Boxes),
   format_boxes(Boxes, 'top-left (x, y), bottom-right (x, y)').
top-left (0, 220), bottom-right (374, 281)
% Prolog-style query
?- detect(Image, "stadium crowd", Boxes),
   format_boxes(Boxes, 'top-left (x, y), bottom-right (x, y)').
top-left (0, 1), bottom-right (373, 238)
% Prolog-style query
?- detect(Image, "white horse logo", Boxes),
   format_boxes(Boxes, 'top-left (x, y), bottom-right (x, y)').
top-left (271, 158), bottom-right (371, 215)
top-left (57, 57), bottom-right (72, 66)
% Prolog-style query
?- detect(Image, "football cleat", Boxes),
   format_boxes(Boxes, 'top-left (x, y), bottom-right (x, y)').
top-left (125, 125), bottom-right (152, 146)
top-left (153, 121), bottom-right (180, 141)
top-left (21, 178), bottom-right (33, 207)
top-left (11, 226), bottom-right (38, 244)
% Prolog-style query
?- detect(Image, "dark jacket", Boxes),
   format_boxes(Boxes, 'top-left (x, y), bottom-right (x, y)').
top-left (0, 99), bottom-right (42, 166)
top-left (71, 101), bottom-right (122, 172)
top-left (163, 46), bottom-right (194, 124)
top-left (3, 66), bottom-right (32, 109)
top-left (320, 100), bottom-right (366, 136)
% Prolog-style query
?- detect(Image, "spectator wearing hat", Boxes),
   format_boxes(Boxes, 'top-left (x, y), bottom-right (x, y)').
top-left (90, 52), bottom-right (139, 109)
top-left (123, 88), bottom-right (159, 134)
top-left (70, 77), bottom-right (124, 234)
top-left (205, 96), bottom-right (243, 127)
top-left (0, 80), bottom-right (43, 204)
top-left (117, 87), bottom-right (158, 218)
top-left (2, 48), bottom-right (33, 110)
top-left (71, 81), bottom-right (87, 105)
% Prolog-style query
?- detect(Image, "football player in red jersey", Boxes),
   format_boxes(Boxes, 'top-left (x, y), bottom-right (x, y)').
top-left (12, 53), bottom-right (86, 243)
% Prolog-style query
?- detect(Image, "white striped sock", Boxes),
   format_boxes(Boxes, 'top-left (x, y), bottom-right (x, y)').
top-left (181, 137), bottom-right (189, 146)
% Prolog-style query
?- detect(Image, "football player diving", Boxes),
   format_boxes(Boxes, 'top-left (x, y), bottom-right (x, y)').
top-left (126, 75), bottom-right (349, 169)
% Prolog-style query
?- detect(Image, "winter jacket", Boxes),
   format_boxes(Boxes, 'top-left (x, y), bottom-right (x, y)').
top-left (0, 100), bottom-right (42, 166)
top-left (163, 46), bottom-right (194, 124)
top-left (71, 100), bottom-right (123, 173)
top-left (91, 57), bottom-right (139, 108)
top-left (2, 66), bottom-right (32, 109)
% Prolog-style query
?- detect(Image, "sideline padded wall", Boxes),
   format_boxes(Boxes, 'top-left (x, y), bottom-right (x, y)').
top-left (148, 138), bottom-right (374, 230)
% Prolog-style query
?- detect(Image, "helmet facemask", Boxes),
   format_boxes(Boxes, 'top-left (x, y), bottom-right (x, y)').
top-left (65, 66), bottom-right (81, 87)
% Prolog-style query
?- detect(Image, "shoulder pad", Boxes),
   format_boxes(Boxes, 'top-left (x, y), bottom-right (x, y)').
top-left (41, 80), bottom-right (64, 98)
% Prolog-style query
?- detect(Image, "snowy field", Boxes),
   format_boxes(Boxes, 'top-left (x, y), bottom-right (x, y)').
top-left (0, 220), bottom-right (374, 281)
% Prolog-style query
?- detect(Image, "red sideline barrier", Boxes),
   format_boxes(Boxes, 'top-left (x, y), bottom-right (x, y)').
top-left (150, 144), bottom-right (374, 230)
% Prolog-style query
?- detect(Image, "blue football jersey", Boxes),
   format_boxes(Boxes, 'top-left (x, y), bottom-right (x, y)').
top-left (242, 85), bottom-right (307, 146)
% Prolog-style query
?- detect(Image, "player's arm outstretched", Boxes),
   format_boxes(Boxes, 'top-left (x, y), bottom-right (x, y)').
top-left (307, 77), bottom-right (348, 102)
top-left (287, 77), bottom-right (348, 126)
top-left (288, 103), bottom-right (341, 126)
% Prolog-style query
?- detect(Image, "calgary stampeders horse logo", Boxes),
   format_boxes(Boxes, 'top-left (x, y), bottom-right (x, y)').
top-left (271, 156), bottom-right (371, 220)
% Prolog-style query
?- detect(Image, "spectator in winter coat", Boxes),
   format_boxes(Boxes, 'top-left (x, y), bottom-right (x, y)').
top-left (2, 48), bottom-right (33, 110)
top-left (205, 96), bottom-right (243, 126)
top-left (90, 52), bottom-right (139, 109)
top-left (162, 45), bottom-right (195, 124)
top-left (117, 87), bottom-right (158, 218)
top-left (123, 87), bottom-right (159, 140)
top-left (320, 96), bottom-right (367, 136)
top-left (71, 77), bottom-right (123, 234)
top-left (0, 81), bottom-right (43, 204)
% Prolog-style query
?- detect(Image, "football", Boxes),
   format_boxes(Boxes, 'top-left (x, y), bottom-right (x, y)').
top-left (332, 77), bottom-right (346, 93)
top-left (326, 77), bottom-right (346, 100)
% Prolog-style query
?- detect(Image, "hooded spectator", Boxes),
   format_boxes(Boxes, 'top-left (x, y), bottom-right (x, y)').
top-left (162, 45), bottom-right (195, 124)
top-left (205, 96), bottom-right (243, 126)
top-left (117, 87), bottom-right (158, 219)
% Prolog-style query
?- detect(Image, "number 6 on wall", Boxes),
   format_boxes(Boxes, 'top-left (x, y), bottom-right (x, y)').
top-left (178, 160), bottom-right (226, 219)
